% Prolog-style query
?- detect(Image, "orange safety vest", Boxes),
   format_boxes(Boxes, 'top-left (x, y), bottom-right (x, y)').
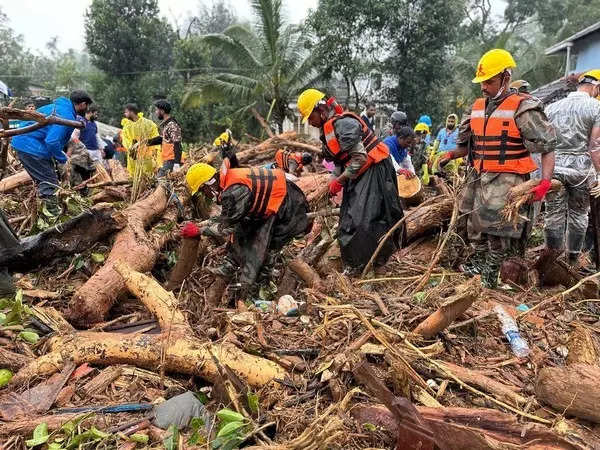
top-left (470, 94), bottom-right (537, 174)
top-left (274, 149), bottom-right (303, 172)
top-left (220, 166), bottom-right (287, 217)
top-left (322, 111), bottom-right (389, 176)
top-left (161, 141), bottom-right (175, 161)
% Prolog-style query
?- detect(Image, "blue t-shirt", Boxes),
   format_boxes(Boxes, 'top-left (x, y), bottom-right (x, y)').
top-left (436, 128), bottom-right (458, 152)
top-left (383, 135), bottom-right (408, 165)
top-left (79, 116), bottom-right (99, 150)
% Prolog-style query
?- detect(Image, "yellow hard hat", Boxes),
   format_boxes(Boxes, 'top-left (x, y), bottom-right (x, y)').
top-left (414, 122), bottom-right (430, 133)
top-left (579, 69), bottom-right (600, 83)
top-left (186, 163), bottom-right (217, 195)
top-left (213, 130), bottom-right (231, 147)
top-left (472, 49), bottom-right (516, 83)
top-left (297, 89), bottom-right (325, 123)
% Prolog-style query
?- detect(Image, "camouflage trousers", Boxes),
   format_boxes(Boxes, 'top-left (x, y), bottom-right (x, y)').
top-left (544, 171), bottom-right (591, 260)
top-left (459, 170), bottom-right (529, 288)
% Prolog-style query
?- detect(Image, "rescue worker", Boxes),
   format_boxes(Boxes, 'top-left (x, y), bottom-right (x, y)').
top-left (544, 69), bottom-right (600, 265)
top-left (271, 149), bottom-right (313, 178)
top-left (383, 126), bottom-right (416, 178)
top-left (417, 114), bottom-right (433, 145)
top-left (297, 88), bottom-right (404, 271)
top-left (412, 122), bottom-right (431, 176)
top-left (78, 105), bottom-right (105, 163)
top-left (181, 159), bottom-right (309, 300)
top-left (510, 80), bottom-right (531, 94)
top-left (121, 103), bottom-right (160, 177)
top-left (439, 49), bottom-right (556, 288)
top-left (384, 110), bottom-right (408, 137)
top-left (146, 100), bottom-right (183, 177)
top-left (10, 90), bottom-right (93, 215)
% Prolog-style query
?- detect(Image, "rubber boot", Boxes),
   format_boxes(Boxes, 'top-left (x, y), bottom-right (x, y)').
top-left (206, 256), bottom-right (237, 280)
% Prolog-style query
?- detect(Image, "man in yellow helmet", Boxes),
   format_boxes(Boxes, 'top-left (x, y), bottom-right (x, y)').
top-left (544, 70), bottom-right (600, 266)
top-left (297, 88), bottom-right (404, 271)
top-left (181, 156), bottom-right (309, 301)
top-left (439, 49), bottom-right (557, 288)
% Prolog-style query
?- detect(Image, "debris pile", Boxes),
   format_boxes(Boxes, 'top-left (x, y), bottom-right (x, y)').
top-left (2, 130), bottom-right (600, 450)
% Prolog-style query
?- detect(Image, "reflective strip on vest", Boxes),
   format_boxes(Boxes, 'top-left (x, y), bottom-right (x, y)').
top-left (322, 111), bottom-right (389, 176)
top-left (469, 94), bottom-right (537, 174)
top-left (221, 167), bottom-right (287, 217)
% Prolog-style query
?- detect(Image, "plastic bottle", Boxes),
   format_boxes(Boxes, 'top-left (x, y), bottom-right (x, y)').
top-left (494, 305), bottom-right (530, 358)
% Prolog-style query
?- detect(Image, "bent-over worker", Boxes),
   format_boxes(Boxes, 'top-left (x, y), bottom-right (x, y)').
top-left (270, 149), bottom-right (313, 178)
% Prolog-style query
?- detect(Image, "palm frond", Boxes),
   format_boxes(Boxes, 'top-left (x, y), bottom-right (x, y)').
top-left (183, 75), bottom-right (257, 108)
top-left (201, 33), bottom-right (263, 70)
top-left (223, 24), bottom-right (262, 55)
top-left (250, 0), bottom-right (282, 65)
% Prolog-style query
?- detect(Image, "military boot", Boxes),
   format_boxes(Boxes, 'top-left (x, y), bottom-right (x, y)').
top-left (459, 252), bottom-right (486, 277)
top-left (206, 257), bottom-right (237, 280)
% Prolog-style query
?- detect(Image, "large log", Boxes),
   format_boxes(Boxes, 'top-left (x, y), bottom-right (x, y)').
top-left (536, 364), bottom-right (600, 423)
top-left (405, 197), bottom-right (454, 242)
top-left (236, 132), bottom-right (320, 164)
top-left (0, 203), bottom-right (126, 271)
top-left (0, 347), bottom-right (33, 371)
top-left (67, 185), bottom-right (169, 326)
top-left (164, 237), bottom-right (204, 291)
top-left (0, 169), bottom-right (32, 193)
top-left (12, 263), bottom-right (285, 390)
top-left (350, 404), bottom-right (588, 450)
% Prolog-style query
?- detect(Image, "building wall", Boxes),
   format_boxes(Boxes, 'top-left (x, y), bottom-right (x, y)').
top-left (574, 33), bottom-right (600, 72)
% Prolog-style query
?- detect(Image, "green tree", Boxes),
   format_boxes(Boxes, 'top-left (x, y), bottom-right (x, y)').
top-left (0, 7), bottom-right (33, 97)
top-left (182, 0), bottom-right (320, 133)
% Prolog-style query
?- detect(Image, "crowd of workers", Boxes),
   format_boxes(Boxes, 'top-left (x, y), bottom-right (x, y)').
top-left (2, 48), bottom-right (600, 299)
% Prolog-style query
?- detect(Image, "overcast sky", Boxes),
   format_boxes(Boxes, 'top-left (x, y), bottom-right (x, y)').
top-left (1, 0), bottom-right (319, 54)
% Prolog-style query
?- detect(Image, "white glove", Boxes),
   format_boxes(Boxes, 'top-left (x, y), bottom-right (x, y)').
top-left (591, 173), bottom-right (600, 198)
top-left (173, 164), bottom-right (181, 173)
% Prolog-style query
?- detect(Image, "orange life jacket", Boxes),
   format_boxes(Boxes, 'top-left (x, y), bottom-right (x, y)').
top-left (274, 149), bottom-right (303, 172)
top-left (470, 94), bottom-right (537, 174)
top-left (322, 111), bottom-right (389, 177)
top-left (220, 165), bottom-right (287, 217)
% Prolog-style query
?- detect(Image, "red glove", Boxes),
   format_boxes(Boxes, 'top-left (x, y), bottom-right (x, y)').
top-left (397, 169), bottom-right (415, 179)
top-left (530, 179), bottom-right (551, 202)
top-left (329, 178), bottom-right (344, 196)
top-left (181, 222), bottom-right (201, 239)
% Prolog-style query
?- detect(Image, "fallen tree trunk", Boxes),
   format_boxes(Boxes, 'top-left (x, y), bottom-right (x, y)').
top-left (413, 278), bottom-right (481, 338)
top-left (405, 197), bottom-right (454, 242)
top-left (350, 403), bottom-right (588, 450)
top-left (288, 258), bottom-right (326, 291)
top-left (67, 186), bottom-right (169, 327)
top-left (236, 131), bottom-right (320, 164)
top-left (536, 364), bottom-right (600, 423)
top-left (0, 347), bottom-right (33, 371)
top-left (164, 236), bottom-right (204, 291)
top-left (90, 186), bottom-right (127, 203)
top-left (13, 263), bottom-right (285, 390)
top-left (0, 203), bottom-right (126, 271)
top-left (0, 169), bottom-right (31, 193)
top-left (107, 159), bottom-right (129, 182)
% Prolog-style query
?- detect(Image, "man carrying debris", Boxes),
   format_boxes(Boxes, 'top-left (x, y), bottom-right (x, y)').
top-left (146, 100), bottom-right (183, 178)
top-left (180, 158), bottom-right (309, 301)
top-left (270, 149), bottom-right (313, 178)
top-left (121, 103), bottom-right (160, 177)
top-left (10, 90), bottom-right (93, 215)
top-left (439, 49), bottom-right (556, 288)
top-left (297, 88), bottom-right (404, 272)
top-left (544, 70), bottom-right (600, 266)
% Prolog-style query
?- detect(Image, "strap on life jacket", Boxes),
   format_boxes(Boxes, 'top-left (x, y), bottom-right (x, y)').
top-left (275, 149), bottom-right (302, 172)
top-left (221, 167), bottom-right (287, 217)
top-left (322, 111), bottom-right (389, 175)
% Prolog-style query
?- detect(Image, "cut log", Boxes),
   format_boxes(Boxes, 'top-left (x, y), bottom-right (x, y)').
top-left (351, 404), bottom-right (588, 450)
top-left (567, 326), bottom-right (598, 366)
top-left (536, 364), bottom-right (600, 423)
top-left (67, 186), bottom-right (169, 327)
top-left (236, 132), bottom-right (320, 164)
top-left (107, 158), bottom-right (129, 182)
top-left (288, 258), bottom-right (326, 291)
top-left (413, 277), bottom-right (481, 338)
top-left (164, 237), bottom-right (204, 291)
top-left (405, 197), bottom-right (454, 242)
top-left (12, 263), bottom-right (285, 389)
top-left (0, 169), bottom-right (32, 193)
top-left (0, 203), bottom-right (126, 271)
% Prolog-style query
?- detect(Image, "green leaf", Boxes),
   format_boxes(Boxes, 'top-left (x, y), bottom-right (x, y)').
top-left (195, 391), bottom-right (209, 404)
top-left (129, 433), bottom-right (149, 444)
top-left (246, 391), bottom-right (259, 414)
top-left (163, 424), bottom-right (179, 450)
top-left (0, 369), bottom-right (14, 387)
top-left (91, 253), bottom-right (105, 263)
top-left (47, 443), bottom-right (64, 450)
top-left (19, 330), bottom-right (40, 344)
top-left (363, 423), bottom-right (377, 432)
top-left (216, 421), bottom-right (245, 438)
top-left (25, 422), bottom-right (49, 447)
top-left (188, 417), bottom-right (207, 445)
top-left (220, 436), bottom-right (243, 450)
top-left (413, 291), bottom-right (427, 303)
top-left (216, 408), bottom-right (244, 424)
top-left (74, 256), bottom-right (85, 270)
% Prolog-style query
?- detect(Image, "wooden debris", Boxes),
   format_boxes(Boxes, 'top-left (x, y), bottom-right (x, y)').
top-left (567, 325), bottom-right (598, 366)
top-left (502, 179), bottom-right (562, 227)
top-left (0, 169), bottom-right (31, 193)
top-left (165, 236), bottom-right (204, 291)
top-left (0, 347), bottom-right (33, 371)
top-left (81, 366), bottom-right (123, 397)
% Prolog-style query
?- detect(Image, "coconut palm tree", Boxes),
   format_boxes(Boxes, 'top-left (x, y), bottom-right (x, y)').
top-left (182, 0), bottom-right (320, 133)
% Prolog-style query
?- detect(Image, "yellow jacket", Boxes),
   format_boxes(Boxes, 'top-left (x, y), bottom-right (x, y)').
top-left (121, 114), bottom-right (161, 176)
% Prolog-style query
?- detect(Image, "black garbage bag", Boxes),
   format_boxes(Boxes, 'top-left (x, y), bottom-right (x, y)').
top-left (232, 180), bottom-right (309, 286)
top-left (339, 158), bottom-right (404, 268)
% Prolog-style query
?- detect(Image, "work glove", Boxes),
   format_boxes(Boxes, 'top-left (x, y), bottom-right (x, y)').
top-left (328, 178), bottom-right (344, 196)
top-left (530, 179), bottom-right (551, 202)
top-left (180, 221), bottom-right (201, 239)
top-left (397, 169), bottom-right (415, 179)
top-left (128, 142), bottom-right (139, 160)
top-left (591, 173), bottom-right (600, 198)
top-left (437, 151), bottom-right (454, 168)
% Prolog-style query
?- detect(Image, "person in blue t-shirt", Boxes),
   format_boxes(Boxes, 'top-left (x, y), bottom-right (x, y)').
top-left (11, 90), bottom-right (92, 214)
top-left (435, 114), bottom-right (459, 152)
top-left (383, 126), bottom-right (416, 178)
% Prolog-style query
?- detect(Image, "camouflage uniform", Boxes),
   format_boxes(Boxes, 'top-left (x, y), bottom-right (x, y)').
top-left (457, 92), bottom-right (556, 287)
top-left (544, 92), bottom-right (600, 262)
top-left (411, 141), bottom-right (428, 177)
top-left (65, 140), bottom-right (95, 187)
